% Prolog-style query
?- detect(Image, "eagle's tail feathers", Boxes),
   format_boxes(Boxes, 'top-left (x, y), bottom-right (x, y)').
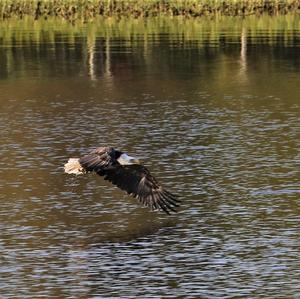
top-left (64, 158), bottom-right (85, 175)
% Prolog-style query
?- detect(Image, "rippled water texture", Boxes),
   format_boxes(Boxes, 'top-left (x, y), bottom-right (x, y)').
top-left (0, 16), bottom-right (300, 298)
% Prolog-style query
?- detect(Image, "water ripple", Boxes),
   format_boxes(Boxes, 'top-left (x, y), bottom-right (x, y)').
top-left (0, 23), bottom-right (300, 298)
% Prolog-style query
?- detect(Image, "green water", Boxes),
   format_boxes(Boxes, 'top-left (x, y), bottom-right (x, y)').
top-left (0, 15), bottom-right (299, 298)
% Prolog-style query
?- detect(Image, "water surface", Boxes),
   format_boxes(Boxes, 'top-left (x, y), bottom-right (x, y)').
top-left (0, 16), bottom-right (300, 298)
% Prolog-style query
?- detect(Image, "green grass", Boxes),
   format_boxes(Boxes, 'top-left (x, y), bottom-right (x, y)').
top-left (0, 0), bottom-right (299, 21)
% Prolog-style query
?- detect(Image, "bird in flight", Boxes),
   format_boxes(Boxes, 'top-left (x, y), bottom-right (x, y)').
top-left (64, 146), bottom-right (180, 214)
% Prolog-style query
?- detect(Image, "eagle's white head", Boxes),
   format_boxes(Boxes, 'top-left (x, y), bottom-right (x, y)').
top-left (117, 153), bottom-right (141, 165)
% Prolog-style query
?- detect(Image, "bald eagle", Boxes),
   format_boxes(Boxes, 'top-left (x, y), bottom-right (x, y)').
top-left (64, 147), bottom-right (180, 214)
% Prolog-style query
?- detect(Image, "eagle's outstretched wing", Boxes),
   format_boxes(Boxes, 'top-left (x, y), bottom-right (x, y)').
top-left (79, 147), bottom-right (116, 172)
top-left (75, 146), bottom-right (180, 214)
top-left (97, 164), bottom-right (180, 214)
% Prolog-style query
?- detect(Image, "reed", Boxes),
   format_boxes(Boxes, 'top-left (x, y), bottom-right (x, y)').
top-left (0, 0), bottom-right (299, 21)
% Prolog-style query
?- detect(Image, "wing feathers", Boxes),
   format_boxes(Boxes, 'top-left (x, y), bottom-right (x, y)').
top-left (161, 191), bottom-right (180, 207)
top-left (73, 146), bottom-right (180, 214)
top-left (79, 147), bottom-right (115, 172)
top-left (96, 164), bottom-right (179, 214)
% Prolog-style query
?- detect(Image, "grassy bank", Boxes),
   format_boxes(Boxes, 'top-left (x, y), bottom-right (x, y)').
top-left (0, 0), bottom-right (300, 21)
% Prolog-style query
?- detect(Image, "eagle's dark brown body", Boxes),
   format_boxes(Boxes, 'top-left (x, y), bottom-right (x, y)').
top-left (64, 147), bottom-right (180, 214)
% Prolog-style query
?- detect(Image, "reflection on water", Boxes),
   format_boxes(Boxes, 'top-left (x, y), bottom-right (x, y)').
top-left (0, 16), bottom-right (300, 298)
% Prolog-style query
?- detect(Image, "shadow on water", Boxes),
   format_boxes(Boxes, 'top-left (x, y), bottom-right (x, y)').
top-left (84, 219), bottom-right (180, 246)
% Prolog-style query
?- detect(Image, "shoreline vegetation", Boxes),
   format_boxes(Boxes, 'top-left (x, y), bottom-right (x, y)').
top-left (0, 0), bottom-right (300, 21)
